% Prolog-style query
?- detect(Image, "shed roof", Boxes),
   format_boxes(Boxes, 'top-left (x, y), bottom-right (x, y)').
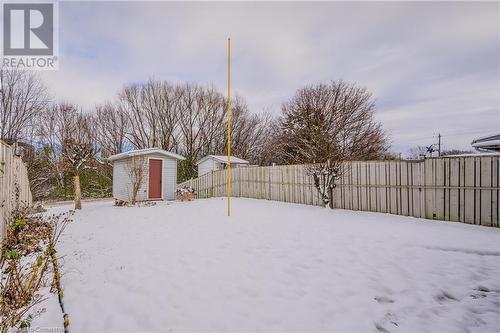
top-left (108, 148), bottom-right (185, 162)
top-left (196, 155), bottom-right (249, 165)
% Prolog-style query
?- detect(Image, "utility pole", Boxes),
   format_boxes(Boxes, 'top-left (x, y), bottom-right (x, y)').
top-left (227, 37), bottom-right (231, 217)
top-left (438, 133), bottom-right (442, 157)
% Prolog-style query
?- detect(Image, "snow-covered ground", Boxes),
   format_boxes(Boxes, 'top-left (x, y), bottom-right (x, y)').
top-left (34, 198), bottom-right (500, 332)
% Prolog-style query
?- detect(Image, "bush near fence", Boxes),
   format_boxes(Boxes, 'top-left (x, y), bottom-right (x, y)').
top-left (0, 140), bottom-right (33, 240)
top-left (179, 156), bottom-right (500, 227)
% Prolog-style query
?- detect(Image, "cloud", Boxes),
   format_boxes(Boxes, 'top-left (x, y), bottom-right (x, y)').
top-left (39, 1), bottom-right (500, 153)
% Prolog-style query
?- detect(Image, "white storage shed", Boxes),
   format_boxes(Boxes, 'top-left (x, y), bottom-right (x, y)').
top-left (109, 148), bottom-right (185, 201)
top-left (196, 155), bottom-right (249, 176)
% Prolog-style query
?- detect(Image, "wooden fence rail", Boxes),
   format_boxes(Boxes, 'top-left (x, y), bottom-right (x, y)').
top-left (0, 140), bottom-right (32, 240)
top-left (179, 156), bottom-right (500, 227)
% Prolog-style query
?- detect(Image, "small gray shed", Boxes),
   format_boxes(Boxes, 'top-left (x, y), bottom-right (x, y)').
top-left (196, 155), bottom-right (249, 176)
top-left (109, 148), bottom-right (185, 201)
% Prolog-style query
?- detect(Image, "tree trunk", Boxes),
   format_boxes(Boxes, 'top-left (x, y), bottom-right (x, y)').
top-left (74, 175), bottom-right (82, 210)
top-left (328, 186), bottom-right (334, 209)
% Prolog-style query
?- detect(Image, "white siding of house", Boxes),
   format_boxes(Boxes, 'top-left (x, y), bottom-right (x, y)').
top-left (112, 153), bottom-right (179, 201)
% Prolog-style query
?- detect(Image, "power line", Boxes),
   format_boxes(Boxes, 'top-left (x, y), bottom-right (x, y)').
top-left (396, 128), bottom-right (499, 144)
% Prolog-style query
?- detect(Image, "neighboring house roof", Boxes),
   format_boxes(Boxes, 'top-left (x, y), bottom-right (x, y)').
top-left (196, 155), bottom-right (249, 165)
top-left (471, 132), bottom-right (500, 152)
top-left (108, 148), bottom-right (185, 162)
top-left (440, 152), bottom-right (500, 157)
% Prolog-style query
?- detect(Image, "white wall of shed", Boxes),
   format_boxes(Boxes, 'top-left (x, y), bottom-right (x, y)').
top-left (198, 158), bottom-right (217, 176)
top-left (112, 159), bottom-right (133, 200)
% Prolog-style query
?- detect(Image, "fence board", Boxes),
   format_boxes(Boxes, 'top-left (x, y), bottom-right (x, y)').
top-left (435, 158), bottom-right (446, 220)
top-left (480, 158), bottom-right (492, 226)
top-left (449, 158), bottom-right (460, 221)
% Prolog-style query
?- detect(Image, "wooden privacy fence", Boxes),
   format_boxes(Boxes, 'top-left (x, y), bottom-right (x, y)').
top-left (179, 156), bottom-right (500, 227)
top-left (0, 140), bottom-right (32, 240)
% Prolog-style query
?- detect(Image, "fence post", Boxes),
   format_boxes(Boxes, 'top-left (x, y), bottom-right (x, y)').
top-left (210, 171), bottom-right (214, 198)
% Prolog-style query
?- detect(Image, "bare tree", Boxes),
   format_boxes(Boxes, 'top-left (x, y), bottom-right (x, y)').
top-left (0, 68), bottom-right (50, 141)
top-left (177, 83), bottom-right (227, 179)
top-left (308, 160), bottom-right (344, 208)
top-left (58, 105), bottom-right (97, 209)
top-left (119, 79), bottom-right (180, 151)
top-left (18, 143), bottom-right (53, 199)
top-left (177, 88), bottom-right (265, 179)
top-left (30, 104), bottom-right (109, 202)
top-left (227, 99), bottom-right (273, 163)
top-left (407, 146), bottom-right (428, 159)
top-left (34, 105), bottom-right (76, 189)
top-left (196, 85), bottom-right (227, 157)
top-left (276, 80), bottom-right (388, 163)
top-left (118, 79), bottom-right (272, 181)
top-left (95, 102), bottom-right (129, 157)
top-left (18, 104), bottom-right (77, 201)
top-left (124, 156), bottom-right (145, 204)
top-left (274, 80), bottom-right (389, 208)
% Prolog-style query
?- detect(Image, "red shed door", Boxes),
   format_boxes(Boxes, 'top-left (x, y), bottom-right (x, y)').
top-left (148, 159), bottom-right (163, 199)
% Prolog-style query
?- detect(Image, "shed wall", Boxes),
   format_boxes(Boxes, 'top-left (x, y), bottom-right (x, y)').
top-left (112, 159), bottom-right (132, 200)
top-left (198, 159), bottom-right (217, 176)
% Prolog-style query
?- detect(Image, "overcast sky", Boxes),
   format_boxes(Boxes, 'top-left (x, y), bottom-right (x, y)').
top-left (39, 1), bottom-right (500, 155)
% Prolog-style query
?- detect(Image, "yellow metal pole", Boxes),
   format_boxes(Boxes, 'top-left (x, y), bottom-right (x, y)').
top-left (227, 37), bottom-right (231, 217)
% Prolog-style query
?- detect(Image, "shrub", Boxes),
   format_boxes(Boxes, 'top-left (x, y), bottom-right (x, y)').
top-left (0, 207), bottom-right (73, 332)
